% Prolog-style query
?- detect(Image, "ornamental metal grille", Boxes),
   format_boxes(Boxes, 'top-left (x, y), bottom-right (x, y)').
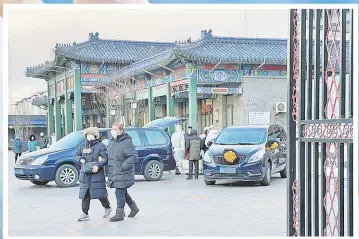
top-left (287, 9), bottom-right (353, 237)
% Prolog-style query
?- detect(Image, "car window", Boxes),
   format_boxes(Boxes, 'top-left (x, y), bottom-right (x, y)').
top-left (50, 131), bottom-right (84, 149)
top-left (144, 130), bottom-right (167, 145)
top-left (215, 128), bottom-right (267, 145)
top-left (126, 130), bottom-right (142, 147)
top-left (99, 131), bottom-right (108, 140)
top-left (268, 126), bottom-right (281, 142)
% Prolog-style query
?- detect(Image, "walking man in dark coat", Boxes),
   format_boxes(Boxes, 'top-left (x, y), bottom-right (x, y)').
top-left (74, 127), bottom-right (111, 221)
top-left (185, 129), bottom-right (201, 180)
top-left (107, 123), bottom-right (139, 222)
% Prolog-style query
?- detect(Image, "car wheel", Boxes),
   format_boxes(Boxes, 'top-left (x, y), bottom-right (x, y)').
top-left (55, 164), bottom-right (79, 187)
top-left (30, 180), bottom-right (49, 186)
top-left (260, 161), bottom-right (271, 186)
top-left (280, 166), bottom-right (287, 178)
top-left (204, 179), bottom-right (216, 185)
top-left (143, 160), bottom-right (163, 181)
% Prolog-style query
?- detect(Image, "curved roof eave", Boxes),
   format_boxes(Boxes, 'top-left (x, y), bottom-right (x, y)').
top-left (107, 49), bottom-right (177, 81)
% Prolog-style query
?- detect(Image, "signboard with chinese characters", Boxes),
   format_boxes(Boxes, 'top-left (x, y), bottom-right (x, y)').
top-left (248, 112), bottom-right (271, 125)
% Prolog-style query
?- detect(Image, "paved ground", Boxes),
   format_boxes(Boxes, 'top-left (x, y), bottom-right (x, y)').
top-left (8, 151), bottom-right (287, 237)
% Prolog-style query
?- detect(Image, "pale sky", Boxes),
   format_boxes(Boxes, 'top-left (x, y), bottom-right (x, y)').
top-left (8, 7), bottom-right (289, 105)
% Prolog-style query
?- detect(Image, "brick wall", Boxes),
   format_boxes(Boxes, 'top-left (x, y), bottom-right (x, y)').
top-left (241, 77), bottom-right (287, 129)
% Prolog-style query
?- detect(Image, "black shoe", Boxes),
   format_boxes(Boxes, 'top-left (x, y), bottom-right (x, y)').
top-left (128, 201), bottom-right (139, 218)
top-left (110, 208), bottom-right (125, 222)
top-left (186, 177), bottom-right (193, 180)
top-left (175, 172), bottom-right (181, 175)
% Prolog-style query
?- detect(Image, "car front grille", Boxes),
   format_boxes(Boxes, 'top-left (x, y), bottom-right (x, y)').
top-left (213, 154), bottom-right (247, 165)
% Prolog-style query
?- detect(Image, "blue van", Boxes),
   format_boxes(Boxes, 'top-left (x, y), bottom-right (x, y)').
top-left (202, 124), bottom-right (287, 186)
top-left (14, 127), bottom-right (176, 187)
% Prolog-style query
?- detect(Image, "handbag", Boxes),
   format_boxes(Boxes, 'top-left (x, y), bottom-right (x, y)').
top-left (83, 162), bottom-right (96, 174)
top-left (82, 142), bottom-right (96, 174)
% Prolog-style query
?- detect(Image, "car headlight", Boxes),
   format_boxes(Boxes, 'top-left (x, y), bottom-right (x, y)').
top-left (30, 155), bottom-right (48, 166)
top-left (203, 152), bottom-right (213, 163)
top-left (247, 150), bottom-right (265, 163)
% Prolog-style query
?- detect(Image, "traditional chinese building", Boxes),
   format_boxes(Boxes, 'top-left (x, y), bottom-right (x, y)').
top-left (26, 32), bottom-right (175, 140)
top-left (109, 29), bottom-right (288, 132)
top-left (27, 30), bottom-right (290, 139)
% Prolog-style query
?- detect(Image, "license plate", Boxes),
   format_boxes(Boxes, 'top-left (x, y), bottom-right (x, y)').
top-left (220, 167), bottom-right (236, 174)
top-left (15, 169), bottom-right (24, 175)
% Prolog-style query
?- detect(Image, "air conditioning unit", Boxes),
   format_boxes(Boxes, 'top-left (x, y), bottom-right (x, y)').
top-left (274, 102), bottom-right (287, 114)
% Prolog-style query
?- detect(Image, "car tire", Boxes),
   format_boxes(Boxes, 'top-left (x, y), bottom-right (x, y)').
top-left (30, 180), bottom-right (49, 186)
top-left (204, 179), bottom-right (216, 185)
top-left (143, 160), bottom-right (164, 181)
top-left (260, 161), bottom-right (271, 186)
top-left (54, 164), bottom-right (79, 188)
top-left (280, 166), bottom-right (287, 178)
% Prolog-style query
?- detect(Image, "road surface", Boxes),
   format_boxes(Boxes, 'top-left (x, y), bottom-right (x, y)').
top-left (8, 151), bottom-right (287, 237)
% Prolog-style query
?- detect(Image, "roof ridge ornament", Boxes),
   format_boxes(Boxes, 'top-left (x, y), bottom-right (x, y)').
top-left (89, 32), bottom-right (100, 41)
top-left (201, 29), bottom-right (213, 39)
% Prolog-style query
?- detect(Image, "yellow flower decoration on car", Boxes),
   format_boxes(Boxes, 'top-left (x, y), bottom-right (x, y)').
top-left (270, 142), bottom-right (279, 150)
top-left (224, 151), bottom-right (237, 163)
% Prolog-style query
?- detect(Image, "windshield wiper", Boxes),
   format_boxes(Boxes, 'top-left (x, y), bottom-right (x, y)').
top-left (235, 143), bottom-right (257, 145)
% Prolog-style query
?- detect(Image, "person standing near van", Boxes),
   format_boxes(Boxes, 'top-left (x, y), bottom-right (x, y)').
top-left (75, 127), bottom-right (111, 221)
top-left (13, 136), bottom-right (23, 163)
top-left (107, 123), bottom-right (139, 222)
top-left (38, 132), bottom-right (49, 149)
top-left (28, 135), bottom-right (38, 152)
top-left (171, 125), bottom-right (185, 175)
top-left (185, 129), bottom-right (201, 180)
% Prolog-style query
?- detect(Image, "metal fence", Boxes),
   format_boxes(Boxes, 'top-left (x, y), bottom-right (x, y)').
top-left (287, 9), bottom-right (353, 237)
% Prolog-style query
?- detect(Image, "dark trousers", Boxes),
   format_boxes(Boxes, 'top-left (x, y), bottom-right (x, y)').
top-left (115, 188), bottom-right (134, 209)
top-left (82, 189), bottom-right (110, 215)
top-left (15, 153), bottom-right (21, 163)
top-left (188, 160), bottom-right (199, 179)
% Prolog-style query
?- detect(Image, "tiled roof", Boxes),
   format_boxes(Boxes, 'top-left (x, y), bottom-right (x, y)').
top-left (26, 61), bottom-right (56, 78)
top-left (174, 36), bottom-right (287, 64)
top-left (109, 33), bottom-right (288, 80)
top-left (110, 30), bottom-right (351, 80)
top-left (54, 32), bottom-right (174, 63)
top-left (26, 32), bottom-right (175, 78)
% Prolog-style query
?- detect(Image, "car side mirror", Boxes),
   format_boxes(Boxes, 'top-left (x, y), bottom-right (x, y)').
top-left (207, 138), bottom-right (215, 147)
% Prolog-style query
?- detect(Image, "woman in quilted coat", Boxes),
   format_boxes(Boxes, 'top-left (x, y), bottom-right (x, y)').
top-left (107, 123), bottom-right (139, 222)
top-left (74, 127), bottom-right (111, 221)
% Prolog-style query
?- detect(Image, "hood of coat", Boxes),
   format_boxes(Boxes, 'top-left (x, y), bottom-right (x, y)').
top-left (83, 127), bottom-right (100, 139)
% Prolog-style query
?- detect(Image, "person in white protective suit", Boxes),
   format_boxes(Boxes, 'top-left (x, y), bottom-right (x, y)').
top-left (171, 124), bottom-right (185, 175)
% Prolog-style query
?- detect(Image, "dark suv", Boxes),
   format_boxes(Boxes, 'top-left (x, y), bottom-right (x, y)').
top-left (14, 127), bottom-right (176, 187)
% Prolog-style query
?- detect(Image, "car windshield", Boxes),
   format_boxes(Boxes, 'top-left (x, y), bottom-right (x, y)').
top-left (50, 131), bottom-right (84, 149)
top-left (215, 128), bottom-right (267, 145)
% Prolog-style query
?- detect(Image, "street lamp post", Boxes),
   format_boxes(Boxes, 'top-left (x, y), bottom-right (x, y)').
top-left (110, 108), bottom-right (116, 125)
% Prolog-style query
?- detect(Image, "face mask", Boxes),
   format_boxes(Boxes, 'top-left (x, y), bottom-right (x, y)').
top-left (111, 130), bottom-right (118, 139)
top-left (86, 135), bottom-right (95, 141)
top-left (188, 130), bottom-right (191, 134)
